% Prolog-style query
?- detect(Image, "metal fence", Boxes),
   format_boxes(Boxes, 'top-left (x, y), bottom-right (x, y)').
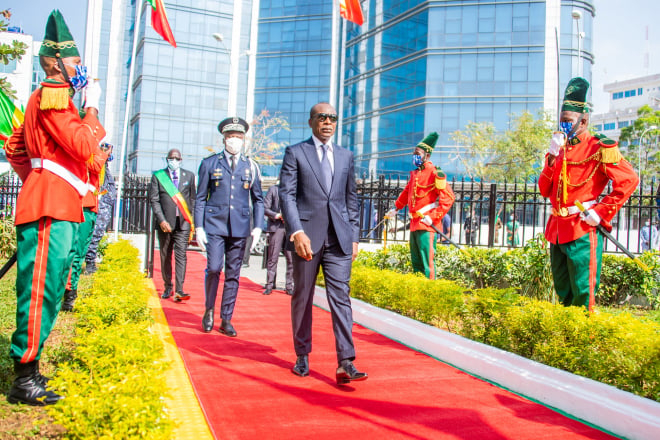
top-left (357, 174), bottom-right (660, 254)
top-left (2, 172), bottom-right (659, 258)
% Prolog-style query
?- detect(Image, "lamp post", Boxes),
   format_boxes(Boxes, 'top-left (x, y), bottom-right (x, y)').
top-left (212, 33), bottom-right (238, 115)
top-left (639, 125), bottom-right (659, 177)
top-left (571, 10), bottom-right (584, 78)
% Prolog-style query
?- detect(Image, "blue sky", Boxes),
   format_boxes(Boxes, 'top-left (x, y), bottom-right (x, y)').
top-left (7, 0), bottom-right (660, 113)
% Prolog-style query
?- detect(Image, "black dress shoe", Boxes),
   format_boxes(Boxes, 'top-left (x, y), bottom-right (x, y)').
top-left (292, 355), bottom-right (309, 377)
top-left (262, 288), bottom-right (272, 295)
top-left (219, 319), bottom-right (237, 337)
top-left (61, 289), bottom-right (77, 312)
top-left (202, 308), bottom-right (214, 332)
top-left (161, 288), bottom-right (173, 299)
top-left (7, 361), bottom-right (62, 406)
top-left (174, 291), bottom-right (191, 302)
top-left (336, 360), bottom-right (368, 385)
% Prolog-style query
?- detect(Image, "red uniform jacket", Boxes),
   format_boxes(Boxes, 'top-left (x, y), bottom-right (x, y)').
top-left (538, 132), bottom-right (638, 244)
top-left (395, 161), bottom-right (455, 232)
top-left (5, 80), bottom-right (106, 225)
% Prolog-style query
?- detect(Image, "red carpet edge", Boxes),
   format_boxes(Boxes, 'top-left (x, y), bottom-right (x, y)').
top-left (312, 288), bottom-right (660, 440)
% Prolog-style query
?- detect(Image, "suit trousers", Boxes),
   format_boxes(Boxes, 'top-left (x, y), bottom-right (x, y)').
top-left (265, 227), bottom-right (293, 290)
top-left (291, 227), bottom-right (355, 363)
top-left (157, 217), bottom-right (190, 293)
top-left (205, 234), bottom-right (247, 320)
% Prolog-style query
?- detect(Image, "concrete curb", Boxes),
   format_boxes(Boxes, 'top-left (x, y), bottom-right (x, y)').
top-left (313, 287), bottom-right (660, 440)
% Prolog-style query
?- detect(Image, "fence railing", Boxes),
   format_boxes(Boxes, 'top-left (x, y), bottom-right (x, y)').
top-left (2, 172), bottom-right (658, 259)
top-left (357, 175), bottom-right (660, 254)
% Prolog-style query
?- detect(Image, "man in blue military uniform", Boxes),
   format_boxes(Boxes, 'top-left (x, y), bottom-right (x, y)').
top-left (195, 117), bottom-right (264, 336)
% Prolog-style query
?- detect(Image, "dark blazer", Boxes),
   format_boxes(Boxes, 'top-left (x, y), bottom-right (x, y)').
top-left (149, 167), bottom-right (196, 228)
top-left (195, 153), bottom-right (264, 238)
top-left (279, 137), bottom-right (359, 255)
top-left (264, 184), bottom-right (284, 233)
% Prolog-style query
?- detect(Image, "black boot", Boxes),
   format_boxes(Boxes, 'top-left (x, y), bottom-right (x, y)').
top-left (84, 261), bottom-right (97, 275)
top-left (61, 289), bottom-right (77, 312)
top-left (7, 360), bottom-right (62, 406)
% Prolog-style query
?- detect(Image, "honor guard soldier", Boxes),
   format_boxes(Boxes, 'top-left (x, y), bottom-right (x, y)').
top-left (539, 77), bottom-right (639, 311)
top-left (195, 117), bottom-right (264, 336)
top-left (4, 10), bottom-right (108, 405)
top-left (385, 132), bottom-right (455, 279)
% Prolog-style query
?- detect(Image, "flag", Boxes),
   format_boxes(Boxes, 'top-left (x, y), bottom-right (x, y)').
top-left (340, 0), bottom-right (364, 26)
top-left (146, 0), bottom-right (177, 47)
top-left (0, 89), bottom-right (24, 148)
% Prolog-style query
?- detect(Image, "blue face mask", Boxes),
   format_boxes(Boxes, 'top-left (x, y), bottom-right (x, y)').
top-left (413, 154), bottom-right (424, 168)
top-left (560, 121), bottom-right (575, 140)
top-left (65, 64), bottom-right (89, 91)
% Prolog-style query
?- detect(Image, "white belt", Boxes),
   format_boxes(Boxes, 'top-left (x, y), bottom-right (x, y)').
top-left (410, 202), bottom-right (438, 219)
top-left (31, 158), bottom-right (89, 197)
top-left (567, 199), bottom-right (596, 215)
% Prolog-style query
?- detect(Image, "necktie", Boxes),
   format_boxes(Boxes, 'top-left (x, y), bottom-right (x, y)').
top-left (172, 170), bottom-right (179, 188)
top-left (231, 155), bottom-right (236, 171)
top-left (320, 144), bottom-right (332, 191)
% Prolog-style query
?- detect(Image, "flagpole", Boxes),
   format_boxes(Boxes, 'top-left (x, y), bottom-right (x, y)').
top-left (113, 0), bottom-right (144, 240)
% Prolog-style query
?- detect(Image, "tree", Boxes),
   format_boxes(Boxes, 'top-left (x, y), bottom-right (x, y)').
top-left (451, 110), bottom-right (553, 181)
top-left (0, 10), bottom-right (28, 100)
top-left (618, 105), bottom-right (660, 181)
top-left (245, 108), bottom-right (290, 165)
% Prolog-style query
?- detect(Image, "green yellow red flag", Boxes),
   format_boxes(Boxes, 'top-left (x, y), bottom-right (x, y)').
top-left (146, 0), bottom-right (177, 47)
top-left (153, 169), bottom-right (194, 235)
top-left (0, 89), bottom-right (24, 148)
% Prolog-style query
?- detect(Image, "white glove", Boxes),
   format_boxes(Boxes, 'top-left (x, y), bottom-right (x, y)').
top-left (581, 209), bottom-right (601, 227)
top-left (385, 208), bottom-right (397, 219)
top-left (548, 132), bottom-right (566, 156)
top-left (196, 227), bottom-right (207, 252)
top-left (421, 215), bottom-right (433, 226)
top-left (85, 80), bottom-right (102, 110)
top-left (250, 227), bottom-right (262, 252)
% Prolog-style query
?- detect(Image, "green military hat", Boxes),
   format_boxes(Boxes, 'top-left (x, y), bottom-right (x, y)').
top-left (416, 132), bottom-right (438, 154)
top-left (38, 10), bottom-right (79, 58)
top-left (561, 77), bottom-right (592, 113)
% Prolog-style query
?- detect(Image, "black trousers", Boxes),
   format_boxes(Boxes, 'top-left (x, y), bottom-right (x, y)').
top-left (157, 217), bottom-right (190, 293)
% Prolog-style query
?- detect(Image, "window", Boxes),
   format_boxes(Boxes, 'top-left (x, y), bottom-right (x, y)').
top-left (604, 122), bottom-right (615, 131)
top-left (0, 59), bottom-right (17, 73)
top-left (594, 124), bottom-right (602, 131)
top-left (618, 120), bottom-right (629, 129)
top-left (638, 88), bottom-right (643, 96)
top-left (613, 92), bottom-right (623, 100)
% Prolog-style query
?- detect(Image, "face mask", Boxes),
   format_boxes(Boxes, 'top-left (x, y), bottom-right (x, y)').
top-left (413, 154), bottom-right (424, 168)
top-left (509, 215), bottom-right (514, 221)
top-left (646, 221), bottom-right (651, 226)
top-left (64, 64), bottom-right (89, 91)
top-left (167, 158), bottom-right (181, 171)
top-left (224, 137), bottom-right (244, 155)
top-left (560, 121), bottom-right (575, 140)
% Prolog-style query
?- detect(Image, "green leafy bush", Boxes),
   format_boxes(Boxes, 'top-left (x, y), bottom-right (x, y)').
top-left (350, 265), bottom-right (660, 401)
top-left (46, 240), bottom-right (174, 439)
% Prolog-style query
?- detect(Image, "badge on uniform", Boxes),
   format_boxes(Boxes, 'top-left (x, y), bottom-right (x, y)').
top-left (244, 168), bottom-right (250, 189)
top-left (213, 168), bottom-right (222, 186)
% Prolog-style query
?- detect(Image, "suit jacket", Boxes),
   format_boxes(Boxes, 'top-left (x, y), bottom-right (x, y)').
top-left (264, 184), bottom-right (284, 233)
top-left (149, 167), bottom-right (196, 229)
top-left (195, 153), bottom-right (264, 238)
top-left (279, 137), bottom-right (359, 255)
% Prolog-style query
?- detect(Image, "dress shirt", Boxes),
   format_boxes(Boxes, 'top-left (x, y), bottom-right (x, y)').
top-left (311, 135), bottom-right (334, 174)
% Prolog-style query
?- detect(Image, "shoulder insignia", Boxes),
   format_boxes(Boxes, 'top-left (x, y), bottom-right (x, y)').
top-left (40, 81), bottom-right (71, 110)
top-left (598, 135), bottom-right (622, 164)
top-left (435, 171), bottom-right (447, 190)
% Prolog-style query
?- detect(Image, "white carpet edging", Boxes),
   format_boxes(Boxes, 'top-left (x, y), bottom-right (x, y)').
top-left (313, 288), bottom-right (660, 440)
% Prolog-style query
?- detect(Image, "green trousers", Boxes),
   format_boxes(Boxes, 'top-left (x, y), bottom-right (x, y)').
top-left (550, 230), bottom-right (603, 311)
top-left (67, 208), bottom-right (97, 290)
top-left (410, 230), bottom-right (436, 279)
top-left (11, 218), bottom-right (78, 362)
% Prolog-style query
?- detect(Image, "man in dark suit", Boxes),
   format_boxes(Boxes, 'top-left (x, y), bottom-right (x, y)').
top-left (195, 117), bottom-right (264, 336)
top-left (149, 148), bottom-right (196, 302)
top-left (279, 102), bottom-right (368, 385)
top-left (263, 181), bottom-right (293, 296)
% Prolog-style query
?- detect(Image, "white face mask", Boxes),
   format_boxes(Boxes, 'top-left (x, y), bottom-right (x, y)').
top-left (224, 137), bottom-right (244, 155)
top-left (167, 159), bottom-right (181, 171)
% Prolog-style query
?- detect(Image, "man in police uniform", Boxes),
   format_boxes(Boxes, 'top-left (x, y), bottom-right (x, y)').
top-left (385, 132), bottom-right (455, 279)
top-left (5, 10), bottom-right (107, 405)
top-left (195, 117), bottom-right (264, 335)
top-left (539, 77), bottom-right (638, 311)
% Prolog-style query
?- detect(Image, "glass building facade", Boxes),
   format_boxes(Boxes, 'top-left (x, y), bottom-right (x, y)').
top-left (341, 0), bottom-right (594, 178)
top-left (253, 1), bottom-right (333, 176)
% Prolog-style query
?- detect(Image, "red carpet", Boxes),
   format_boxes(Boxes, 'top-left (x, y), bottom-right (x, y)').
top-left (156, 251), bottom-right (619, 439)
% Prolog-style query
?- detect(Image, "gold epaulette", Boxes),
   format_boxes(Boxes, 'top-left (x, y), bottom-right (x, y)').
top-left (597, 136), bottom-right (622, 164)
top-left (40, 81), bottom-right (71, 110)
top-left (435, 170), bottom-right (447, 190)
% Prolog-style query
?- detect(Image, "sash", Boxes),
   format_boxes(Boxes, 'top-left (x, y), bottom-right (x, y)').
top-left (154, 170), bottom-right (194, 233)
